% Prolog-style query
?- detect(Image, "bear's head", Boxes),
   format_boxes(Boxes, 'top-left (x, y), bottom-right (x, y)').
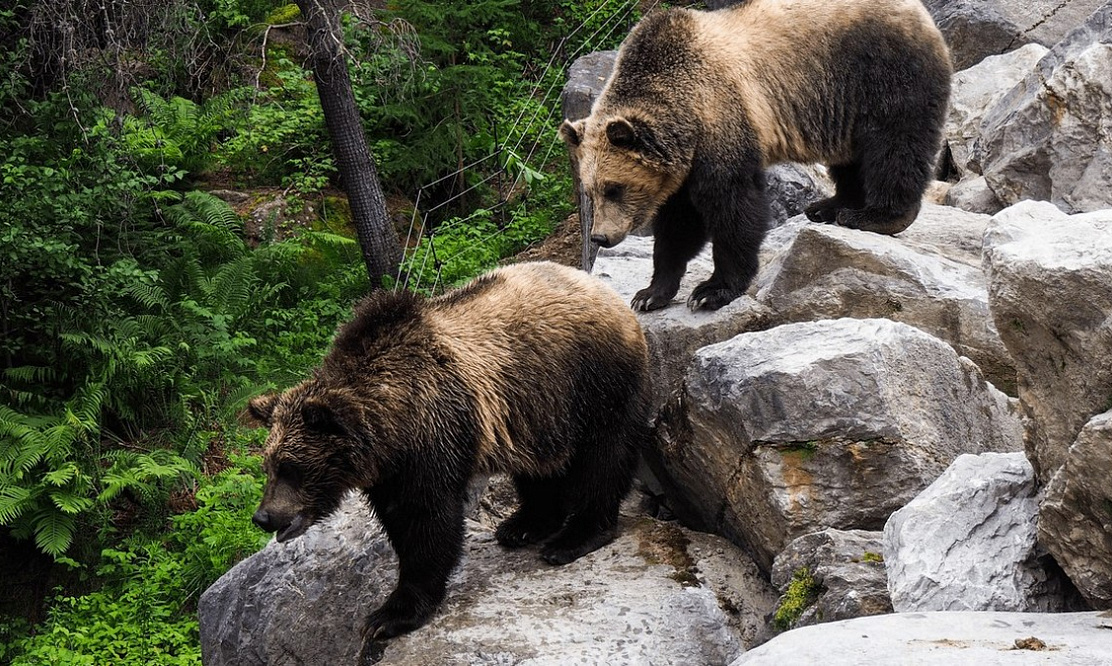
top-left (246, 383), bottom-right (378, 542)
top-left (561, 113), bottom-right (689, 248)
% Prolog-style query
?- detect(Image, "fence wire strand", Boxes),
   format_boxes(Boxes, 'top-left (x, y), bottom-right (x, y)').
top-left (395, 0), bottom-right (657, 293)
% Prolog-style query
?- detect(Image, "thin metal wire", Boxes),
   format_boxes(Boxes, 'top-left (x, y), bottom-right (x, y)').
top-left (399, 0), bottom-right (650, 294)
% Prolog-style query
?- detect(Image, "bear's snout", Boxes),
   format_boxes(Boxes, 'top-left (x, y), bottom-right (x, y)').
top-left (252, 508), bottom-right (276, 532)
top-left (590, 233), bottom-right (617, 248)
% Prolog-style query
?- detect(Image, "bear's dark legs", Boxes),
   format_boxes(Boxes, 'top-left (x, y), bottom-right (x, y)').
top-left (834, 141), bottom-right (931, 235)
top-left (540, 396), bottom-right (645, 565)
top-left (805, 164), bottom-right (866, 223)
top-left (687, 167), bottom-right (768, 310)
top-left (496, 475), bottom-right (568, 548)
top-left (632, 186), bottom-right (707, 311)
top-left (364, 483), bottom-right (466, 640)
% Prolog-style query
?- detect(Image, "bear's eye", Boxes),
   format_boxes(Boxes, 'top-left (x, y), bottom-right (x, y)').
top-left (602, 184), bottom-right (625, 202)
top-left (277, 460), bottom-right (302, 485)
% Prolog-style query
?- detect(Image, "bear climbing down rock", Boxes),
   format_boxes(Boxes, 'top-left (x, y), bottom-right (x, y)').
top-left (245, 261), bottom-right (651, 641)
top-left (562, 0), bottom-right (951, 311)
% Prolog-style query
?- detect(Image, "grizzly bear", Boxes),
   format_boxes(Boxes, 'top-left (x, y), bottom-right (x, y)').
top-left (246, 261), bottom-right (650, 640)
top-left (562, 0), bottom-right (952, 311)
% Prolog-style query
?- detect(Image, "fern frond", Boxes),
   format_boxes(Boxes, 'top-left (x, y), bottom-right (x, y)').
top-left (0, 485), bottom-right (33, 524)
top-left (31, 509), bottom-right (77, 557)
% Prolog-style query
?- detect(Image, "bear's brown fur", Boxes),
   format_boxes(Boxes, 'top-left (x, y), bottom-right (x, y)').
top-left (563, 0), bottom-right (951, 311)
top-left (247, 261), bottom-right (650, 639)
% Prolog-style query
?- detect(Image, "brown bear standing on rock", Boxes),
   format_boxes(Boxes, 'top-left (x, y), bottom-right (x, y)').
top-left (246, 261), bottom-right (650, 640)
top-left (562, 0), bottom-right (952, 311)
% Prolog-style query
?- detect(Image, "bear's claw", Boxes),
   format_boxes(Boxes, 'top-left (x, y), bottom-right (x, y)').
top-left (687, 282), bottom-right (738, 311)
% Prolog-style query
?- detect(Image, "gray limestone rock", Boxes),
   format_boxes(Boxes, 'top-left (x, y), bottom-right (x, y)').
top-left (944, 175), bottom-right (1004, 215)
top-left (559, 50), bottom-right (617, 122)
top-left (199, 495), bottom-right (773, 665)
top-left (732, 610), bottom-right (1112, 665)
top-left (764, 163), bottom-right (833, 227)
top-left (982, 200), bottom-right (1112, 482)
top-left (975, 5), bottom-right (1112, 213)
top-left (592, 237), bottom-right (772, 410)
top-left (771, 529), bottom-right (891, 630)
top-left (1039, 410), bottom-right (1112, 609)
top-left (922, 0), bottom-right (1107, 70)
top-left (946, 43), bottom-right (1049, 177)
top-left (884, 452), bottom-right (1075, 613)
top-left (756, 207), bottom-right (1016, 393)
top-left (650, 318), bottom-right (1023, 571)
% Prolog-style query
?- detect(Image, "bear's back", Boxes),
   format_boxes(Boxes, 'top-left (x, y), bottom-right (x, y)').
top-left (428, 262), bottom-right (649, 475)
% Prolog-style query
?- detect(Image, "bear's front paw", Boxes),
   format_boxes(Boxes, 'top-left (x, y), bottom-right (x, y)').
top-left (631, 286), bottom-right (674, 311)
top-left (362, 600), bottom-right (433, 641)
top-left (687, 282), bottom-right (740, 311)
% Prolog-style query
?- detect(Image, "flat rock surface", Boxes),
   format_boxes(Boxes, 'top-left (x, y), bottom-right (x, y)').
top-left (733, 611), bottom-right (1112, 665)
top-left (200, 494), bottom-right (774, 666)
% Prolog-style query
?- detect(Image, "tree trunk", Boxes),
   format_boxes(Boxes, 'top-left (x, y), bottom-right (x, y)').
top-left (296, 0), bottom-right (401, 288)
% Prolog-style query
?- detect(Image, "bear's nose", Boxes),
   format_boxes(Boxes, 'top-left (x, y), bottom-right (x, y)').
top-left (252, 508), bottom-right (274, 532)
top-left (590, 234), bottom-right (615, 248)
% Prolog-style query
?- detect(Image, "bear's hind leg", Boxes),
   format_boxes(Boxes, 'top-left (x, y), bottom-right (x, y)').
top-left (540, 408), bottom-right (644, 565)
top-left (835, 138), bottom-right (932, 235)
top-left (805, 164), bottom-right (866, 223)
top-left (496, 475), bottom-right (568, 548)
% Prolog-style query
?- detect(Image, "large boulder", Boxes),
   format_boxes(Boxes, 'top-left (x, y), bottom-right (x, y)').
top-left (975, 5), bottom-right (1112, 213)
top-left (922, 0), bottom-right (1108, 70)
top-left (1039, 410), bottom-right (1112, 609)
top-left (884, 452), bottom-right (1077, 613)
top-left (732, 610), bottom-right (1112, 665)
top-left (770, 529), bottom-right (891, 631)
top-left (199, 495), bottom-right (774, 665)
top-left (650, 318), bottom-right (1023, 571)
top-left (945, 43), bottom-right (1049, 178)
top-left (756, 207), bottom-right (1016, 393)
top-left (982, 201), bottom-right (1112, 481)
top-left (592, 236), bottom-right (772, 409)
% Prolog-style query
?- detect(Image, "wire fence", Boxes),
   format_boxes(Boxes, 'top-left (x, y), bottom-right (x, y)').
top-left (394, 0), bottom-right (658, 294)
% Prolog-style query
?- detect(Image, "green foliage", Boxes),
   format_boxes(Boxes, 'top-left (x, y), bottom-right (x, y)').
top-left (399, 170), bottom-right (573, 290)
top-left (861, 551), bottom-right (884, 563)
top-left (774, 567), bottom-right (822, 632)
top-left (122, 87), bottom-right (250, 179)
top-left (1, 0), bottom-right (639, 660)
top-left (3, 448), bottom-right (269, 665)
top-left (202, 0), bottom-right (287, 30)
top-left (216, 55), bottom-right (333, 192)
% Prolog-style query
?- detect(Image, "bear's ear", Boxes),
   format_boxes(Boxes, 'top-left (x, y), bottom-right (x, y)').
top-left (605, 117), bottom-right (638, 149)
top-left (560, 119), bottom-right (584, 147)
top-left (301, 392), bottom-right (366, 443)
top-left (606, 116), bottom-right (673, 166)
top-left (246, 393), bottom-right (279, 427)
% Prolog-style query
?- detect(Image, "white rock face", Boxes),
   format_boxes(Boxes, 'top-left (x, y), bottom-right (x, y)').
top-left (651, 318), bottom-right (1023, 570)
top-left (199, 495), bottom-right (775, 665)
top-left (757, 209), bottom-right (1015, 392)
top-left (946, 43), bottom-right (1049, 177)
top-left (732, 611), bottom-right (1112, 665)
top-left (982, 200), bottom-right (1112, 481)
top-left (884, 452), bottom-right (1074, 612)
top-left (1040, 410), bottom-right (1112, 609)
top-left (975, 5), bottom-right (1112, 213)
